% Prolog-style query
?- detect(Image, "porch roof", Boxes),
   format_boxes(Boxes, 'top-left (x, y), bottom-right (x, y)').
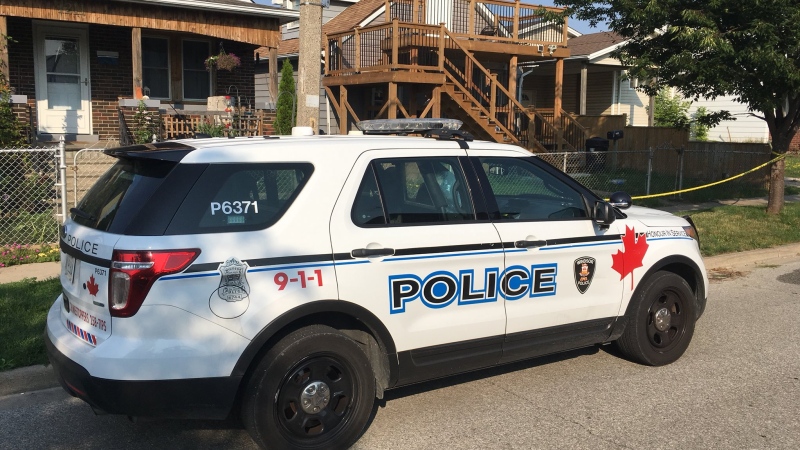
top-left (111, 0), bottom-right (299, 23)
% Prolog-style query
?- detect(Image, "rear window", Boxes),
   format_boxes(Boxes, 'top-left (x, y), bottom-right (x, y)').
top-left (165, 163), bottom-right (313, 234)
top-left (72, 158), bottom-right (177, 232)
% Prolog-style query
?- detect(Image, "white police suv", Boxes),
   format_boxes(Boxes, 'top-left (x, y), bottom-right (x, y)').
top-left (46, 119), bottom-right (707, 450)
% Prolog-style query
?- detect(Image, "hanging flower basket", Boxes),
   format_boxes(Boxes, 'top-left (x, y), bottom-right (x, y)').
top-left (205, 51), bottom-right (241, 72)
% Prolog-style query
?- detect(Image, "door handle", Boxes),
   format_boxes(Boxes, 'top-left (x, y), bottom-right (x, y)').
top-left (351, 248), bottom-right (395, 258)
top-left (514, 240), bottom-right (547, 249)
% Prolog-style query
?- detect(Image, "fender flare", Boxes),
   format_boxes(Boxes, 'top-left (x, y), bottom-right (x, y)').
top-left (231, 300), bottom-right (397, 380)
top-left (608, 254), bottom-right (706, 341)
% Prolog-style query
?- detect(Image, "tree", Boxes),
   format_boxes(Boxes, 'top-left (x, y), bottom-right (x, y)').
top-left (274, 59), bottom-right (296, 135)
top-left (0, 34), bottom-right (24, 147)
top-left (652, 87), bottom-right (691, 129)
top-left (555, 0), bottom-right (800, 213)
top-left (692, 107), bottom-right (710, 141)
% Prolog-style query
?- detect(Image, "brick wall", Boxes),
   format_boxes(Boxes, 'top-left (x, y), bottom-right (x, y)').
top-left (7, 18), bottom-right (35, 97)
top-left (89, 25), bottom-right (133, 140)
top-left (215, 40), bottom-right (258, 108)
top-left (790, 133), bottom-right (800, 153)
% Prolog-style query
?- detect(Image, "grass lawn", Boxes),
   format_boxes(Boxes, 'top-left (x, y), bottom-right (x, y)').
top-left (786, 154), bottom-right (800, 179)
top-left (680, 202), bottom-right (800, 256)
top-left (0, 277), bottom-right (60, 371)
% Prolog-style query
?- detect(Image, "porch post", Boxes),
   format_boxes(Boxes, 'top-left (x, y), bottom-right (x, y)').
top-left (432, 86), bottom-right (441, 118)
top-left (388, 82), bottom-right (398, 119)
top-left (0, 16), bottom-right (8, 82)
top-left (131, 27), bottom-right (143, 98)
top-left (340, 86), bottom-right (348, 134)
top-left (508, 55), bottom-right (518, 130)
top-left (579, 63), bottom-right (588, 115)
top-left (554, 57), bottom-right (564, 152)
top-left (269, 47), bottom-right (279, 104)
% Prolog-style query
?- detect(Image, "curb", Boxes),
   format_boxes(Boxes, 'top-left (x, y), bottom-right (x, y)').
top-left (0, 364), bottom-right (58, 398)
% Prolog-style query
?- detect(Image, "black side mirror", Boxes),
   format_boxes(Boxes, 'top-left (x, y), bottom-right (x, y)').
top-left (609, 191), bottom-right (632, 209)
top-left (594, 201), bottom-right (615, 227)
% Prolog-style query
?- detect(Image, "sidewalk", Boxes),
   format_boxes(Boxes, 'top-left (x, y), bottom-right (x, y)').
top-left (0, 261), bottom-right (60, 284)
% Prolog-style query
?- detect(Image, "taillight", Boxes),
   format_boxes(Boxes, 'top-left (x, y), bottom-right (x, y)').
top-left (109, 249), bottom-right (200, 317)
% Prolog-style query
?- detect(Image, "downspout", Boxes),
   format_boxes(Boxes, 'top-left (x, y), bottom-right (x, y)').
top-left (517, 66), bottom-right (537, 103)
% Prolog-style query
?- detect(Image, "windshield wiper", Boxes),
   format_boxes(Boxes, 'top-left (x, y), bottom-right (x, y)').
top-left (70, 207), bottom-right (95, 221)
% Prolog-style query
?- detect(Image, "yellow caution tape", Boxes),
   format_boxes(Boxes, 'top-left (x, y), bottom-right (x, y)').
top-left (605, 153), bottom-right (786, 201)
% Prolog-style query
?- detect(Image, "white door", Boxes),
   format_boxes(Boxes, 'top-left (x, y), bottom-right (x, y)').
top-left (34, 25), bottom-right (91, 135)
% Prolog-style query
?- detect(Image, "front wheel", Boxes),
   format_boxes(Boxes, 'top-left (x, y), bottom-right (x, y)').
top-left (614, 271), bottom-right (696, 366)
top-left (242, 325), bottom-right (376, 450)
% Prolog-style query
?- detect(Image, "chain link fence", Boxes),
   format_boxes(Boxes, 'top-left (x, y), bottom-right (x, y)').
top-left (537, 147), bottom-right (771, 201)
top-left (72, 149), bottom-right (116, 207)
top-left (0, 146), bottom-right (61, 247)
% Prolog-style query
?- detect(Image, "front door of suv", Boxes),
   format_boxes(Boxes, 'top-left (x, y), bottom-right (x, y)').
top-left (465, 150), bottom-right (624, 362)
top-left (330, 149), bottom-right (506, 384)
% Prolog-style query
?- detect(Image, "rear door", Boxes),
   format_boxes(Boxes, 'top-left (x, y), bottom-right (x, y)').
top-left (329, 149), bottom-right (506, 383)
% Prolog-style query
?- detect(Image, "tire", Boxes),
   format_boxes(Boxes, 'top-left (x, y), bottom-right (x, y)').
top-left (241, 325), bottom-right (376, 450)
top-left (614, 271), bottom-right (696, 366)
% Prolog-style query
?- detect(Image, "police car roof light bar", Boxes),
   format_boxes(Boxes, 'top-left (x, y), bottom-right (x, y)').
top-left (356, 118), bottom-right (463, 135)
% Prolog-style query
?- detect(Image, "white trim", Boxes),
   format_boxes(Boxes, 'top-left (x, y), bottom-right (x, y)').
top-left (360, 6), bottom-right (385, 27)
top-left (110, 0), bottom-right (300, 20)
top-left (586, 39), bottom-right (629, 62)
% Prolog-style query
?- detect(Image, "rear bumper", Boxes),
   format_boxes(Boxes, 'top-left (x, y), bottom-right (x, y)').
top-left (45, 331), bottom-right (241, 419)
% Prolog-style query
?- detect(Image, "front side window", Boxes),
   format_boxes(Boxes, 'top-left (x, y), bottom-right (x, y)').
top-left (166, 163), bottom-right (313, 234)
top-left (182, 40), bottom-right (210, 100)
top-left (477, 157), bottom-right (587, 221)
top-left (142, 37), bottom-right (170, 99)
top-left (353, 157), bottom-right (474, 226)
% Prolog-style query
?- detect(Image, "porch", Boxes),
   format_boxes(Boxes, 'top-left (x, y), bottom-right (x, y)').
top-left (0, 0), bottom-right (293, 144)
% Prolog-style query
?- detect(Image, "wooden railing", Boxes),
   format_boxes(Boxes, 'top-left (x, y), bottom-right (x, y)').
top-left (162, 111), bottom-right (274, 139)
top-left (385, 0), bottom-right (567, 46)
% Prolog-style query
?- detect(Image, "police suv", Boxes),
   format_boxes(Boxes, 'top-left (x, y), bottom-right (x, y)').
top-left (46, 119), bottom-right (708, 450)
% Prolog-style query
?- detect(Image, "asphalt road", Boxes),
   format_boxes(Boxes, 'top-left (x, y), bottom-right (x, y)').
top-left (2, 262), bottom-right (799, 450)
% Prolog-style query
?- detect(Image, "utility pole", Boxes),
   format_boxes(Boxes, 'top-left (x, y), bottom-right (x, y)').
top-left (297, 0), bottom-right (324, 132)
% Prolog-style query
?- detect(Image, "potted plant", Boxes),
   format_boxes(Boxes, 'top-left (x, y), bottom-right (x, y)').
top-left (205, 51), bottom-right (241, 72)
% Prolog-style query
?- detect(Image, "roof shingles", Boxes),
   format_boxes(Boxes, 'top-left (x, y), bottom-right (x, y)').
top-left (567, 31), bottom-right (624, 57)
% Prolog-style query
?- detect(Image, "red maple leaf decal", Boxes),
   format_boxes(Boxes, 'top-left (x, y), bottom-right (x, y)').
top-left (611, 226), bottom-right (649, 290)
top-left (86, 275), bottom-right (99, 296)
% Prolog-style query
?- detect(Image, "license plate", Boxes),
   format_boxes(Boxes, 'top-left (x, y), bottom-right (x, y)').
top-left (64, 254), bottom-right (76, 284)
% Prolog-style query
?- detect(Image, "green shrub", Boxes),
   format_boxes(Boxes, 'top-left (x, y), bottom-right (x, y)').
top-left (274, 59), bottom-right (296, 135)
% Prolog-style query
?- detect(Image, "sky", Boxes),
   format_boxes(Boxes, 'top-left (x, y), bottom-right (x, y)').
top-left (528, 1), bottom-right (607, 35)
top-left (253, 0), bottom-right (607, 36)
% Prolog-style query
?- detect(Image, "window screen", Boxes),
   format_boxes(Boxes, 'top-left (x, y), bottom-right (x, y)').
top-left (143, 37), bottom-right (169, 99)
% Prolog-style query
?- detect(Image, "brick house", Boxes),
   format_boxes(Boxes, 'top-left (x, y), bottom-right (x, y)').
top-left (0, 0), bottom-right (296, 143)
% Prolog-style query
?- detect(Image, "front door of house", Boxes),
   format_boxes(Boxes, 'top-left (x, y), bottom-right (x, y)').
top-left (33, 24), bottom-right (91, 135)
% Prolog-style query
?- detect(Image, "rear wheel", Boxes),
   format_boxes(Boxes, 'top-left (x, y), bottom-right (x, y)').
top-left (242, 325), bottom-right (376, 450)
top-left (614, 271), bottom-right (696, 366)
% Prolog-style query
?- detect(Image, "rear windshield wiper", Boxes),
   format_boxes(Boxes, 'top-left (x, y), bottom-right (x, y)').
top-left (70, 207), bottom-right (95, 221)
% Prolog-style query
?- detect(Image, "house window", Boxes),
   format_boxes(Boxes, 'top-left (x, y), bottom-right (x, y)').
top-left (183, 40), bottom-right (211, 100)
top-left (142, 37), bottom-right (170, 99)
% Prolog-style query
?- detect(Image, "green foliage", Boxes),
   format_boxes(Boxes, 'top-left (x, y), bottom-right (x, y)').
top-left (196, 119), bottom-right (226, 137)
top-left (556, 0), bottom-right (799, 150)
top-left (652, 88), bottom-right (691, 129)
top-left (0, 34), bottom-right (25, 147)
top-left (274, 59), bottom-right (296, 135)
top-left (692, 107), bottom-right (710, 141)
top-left (676, 203), bottom-right (800, 256)
top-left (786, 154), bottom-right (800, 178)
top-left (0, 277), bottom-right (61, 371)
top-left (132, 100), bottom-right (162, 144)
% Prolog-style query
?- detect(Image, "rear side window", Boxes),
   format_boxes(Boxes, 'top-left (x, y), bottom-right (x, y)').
top-left (72, 159), bottom-right (176, 232)
top-left (166, 163), bottom-right (313, 234)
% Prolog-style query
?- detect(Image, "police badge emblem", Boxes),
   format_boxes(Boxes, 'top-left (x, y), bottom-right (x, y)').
top-left (573, 256), bottom-right (596, 294)
top-left (209, 257), bottom-right (251, 319)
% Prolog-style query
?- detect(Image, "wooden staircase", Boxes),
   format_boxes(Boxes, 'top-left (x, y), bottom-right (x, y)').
top-left (438, 29), bottom-right (588, 152)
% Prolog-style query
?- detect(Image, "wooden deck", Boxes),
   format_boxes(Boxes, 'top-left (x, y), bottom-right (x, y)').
top-left (323, 0), bottom-right (584, 151)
